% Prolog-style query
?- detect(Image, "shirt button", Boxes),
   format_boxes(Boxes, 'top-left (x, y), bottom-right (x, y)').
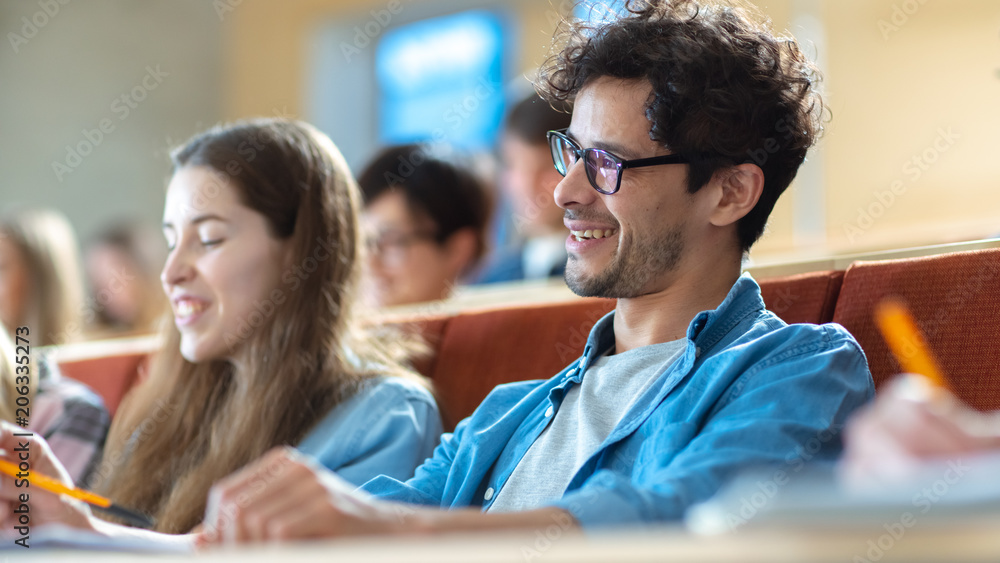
top-left (567, 368), bottom-right (577, 378)
top-left (484, 487), bottom-right (495, 501)
top-left (544, 406), bottom-right (554, 417)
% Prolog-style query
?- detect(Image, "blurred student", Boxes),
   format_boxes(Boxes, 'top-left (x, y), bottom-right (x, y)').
top-left (0, 325), bottom-right (109, 485)
top-left (85, 222), bottom-right (169, 336)
top-left (358, 144), bottom-right (491, 307)
top-left (193, 0), bottom-right (874, 543)
top-left (843, 374), bottom-right (1000, 482)
top-left (475, 93), bottom-right (572, 284)
top-left (0, 119), bottom-right (442, 537)
top-left (0, 208), bottom-right (86, 346)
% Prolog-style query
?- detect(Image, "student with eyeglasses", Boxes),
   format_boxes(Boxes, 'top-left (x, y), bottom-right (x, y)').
top-left (358, 144), bottom-right (491, 308)
top-left (11, 0), bottom-right (875, 543)
top-left (186, 0), bottom-right (873, 543)
top-left (474, 92), bottom-right (573, 285)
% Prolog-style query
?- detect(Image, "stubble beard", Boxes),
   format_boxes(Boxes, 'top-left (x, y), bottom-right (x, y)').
top-left (565, 224), bottom-right (684, 298)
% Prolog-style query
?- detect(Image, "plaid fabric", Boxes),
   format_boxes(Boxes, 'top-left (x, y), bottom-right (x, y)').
top-left (30, 356), bottom-right (111, 487)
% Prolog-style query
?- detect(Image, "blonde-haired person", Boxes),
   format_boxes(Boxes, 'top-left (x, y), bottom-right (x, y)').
top-left (0, 118), bottom-right (442, 540)
top-left (0, 208), bottom-right (86, 347)
top-left (0, 325), bottom-right (109, 485)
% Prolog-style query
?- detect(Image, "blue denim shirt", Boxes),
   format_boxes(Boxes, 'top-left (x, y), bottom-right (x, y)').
top-left (297, 376), bottom-right (443, 486)
top-left (362, 274), bottom-right (874, 527)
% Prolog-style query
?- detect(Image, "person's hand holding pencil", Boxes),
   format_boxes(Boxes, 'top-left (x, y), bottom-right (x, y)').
top-left (0, 421), bottom-right (98, 534)
top-left (841, 298), bottom-right (1000, 484)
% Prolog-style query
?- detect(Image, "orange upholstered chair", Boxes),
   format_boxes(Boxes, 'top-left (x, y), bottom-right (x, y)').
top-left (758, 270), bottom-right (844, 325)
top-left (47, 335), bottom-right (158, 417)
top-left (423, 298), bottom-right (615, 429)
top-left (57, 350), bottom-right (151, 416)
top-left (832, 248), bottom-right (1000, 411)
top-left (401, 273), bottom-right (847, 430)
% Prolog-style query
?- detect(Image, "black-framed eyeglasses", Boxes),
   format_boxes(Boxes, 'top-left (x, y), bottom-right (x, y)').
top-left (365, 229), bottom-right (438, 265)
top-left (547, 129), bottom-right (690, 195)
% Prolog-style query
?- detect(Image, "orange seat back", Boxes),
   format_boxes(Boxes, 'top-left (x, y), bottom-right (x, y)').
top-left (758, 270), bottom-right (844, 325)
top-left (832, 248), bottom-right (1000, 411)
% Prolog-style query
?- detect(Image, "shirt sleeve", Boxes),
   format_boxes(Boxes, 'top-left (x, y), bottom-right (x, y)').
top-left (360, 416), bottom-right (468, 506)
top-left (548, 327), bottom-right (874, 528)
top-left (297, 377), bottom-right (444, 486)
top-left (33, 380), bottom-right (111, 488)
top-left (361, 377), bottom-right (547, 506)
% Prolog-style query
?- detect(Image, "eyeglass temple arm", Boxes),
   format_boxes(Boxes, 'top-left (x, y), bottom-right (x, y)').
top-left (619, 154), bottom-right (690, 169)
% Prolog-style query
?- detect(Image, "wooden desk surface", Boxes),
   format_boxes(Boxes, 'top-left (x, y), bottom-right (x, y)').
top-left (15, 522), bottom-right (1000, 562)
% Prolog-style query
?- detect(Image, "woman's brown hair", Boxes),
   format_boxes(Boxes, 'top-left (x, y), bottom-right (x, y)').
top-left (92, 118), bottom-right (427, 533)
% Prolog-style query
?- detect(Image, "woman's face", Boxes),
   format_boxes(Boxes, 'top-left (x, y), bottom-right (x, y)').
top-left (0, 236), bottom-right (29, 332)
top-left (161, 166), bottom-right (292, 364)
top-left (362, 190), bottom-right (461, 308)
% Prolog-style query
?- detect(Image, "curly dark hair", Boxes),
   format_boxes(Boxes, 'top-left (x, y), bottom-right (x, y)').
top-left (537, 0), bottom-right (826, 251)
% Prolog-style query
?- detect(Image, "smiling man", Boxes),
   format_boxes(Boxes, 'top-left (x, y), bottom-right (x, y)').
top-left (200, 0), bottom-right (873, 542)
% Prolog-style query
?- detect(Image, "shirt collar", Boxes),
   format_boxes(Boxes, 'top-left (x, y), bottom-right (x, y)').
top-left (577, 272), bottom-right (764, 371)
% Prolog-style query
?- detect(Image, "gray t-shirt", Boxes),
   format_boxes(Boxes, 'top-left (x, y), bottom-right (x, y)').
top-left (487, 338), bottom-right (687, 513)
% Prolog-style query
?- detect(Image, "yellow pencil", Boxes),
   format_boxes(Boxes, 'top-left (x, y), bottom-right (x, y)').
top-left (874, 297), bottom-right (950, 391)
top-left (0, 458), bottom-right (155, 528)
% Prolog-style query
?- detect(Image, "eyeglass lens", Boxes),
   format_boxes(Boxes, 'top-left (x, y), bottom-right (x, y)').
top-left (550, 133), bottom-right (620, 194)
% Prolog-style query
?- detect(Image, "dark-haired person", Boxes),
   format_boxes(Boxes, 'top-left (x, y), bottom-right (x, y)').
top-left (476, 92), bottom-right (572, 284)
top-left (0, 119), bottom-right (442, 541)
top-left (198, 0), bottom-right (873, 542)
top-left (358, 144), bottom-right (491, 307)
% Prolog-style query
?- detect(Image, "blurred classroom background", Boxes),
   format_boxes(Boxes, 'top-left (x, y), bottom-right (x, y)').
top-left (2, 0), bottom-right (1000, 318)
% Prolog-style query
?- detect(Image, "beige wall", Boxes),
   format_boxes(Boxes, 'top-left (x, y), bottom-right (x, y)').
top-left (0, 0), bottom-right (222, 241)
top-left (223, 0), bottom-right (1000, 261)
top-left (223, 0), bottom-right (555, 119)
top-left (820, 0), bottom-right (1000, 254)
top-left (755, 0), bottom-right (1000, 260)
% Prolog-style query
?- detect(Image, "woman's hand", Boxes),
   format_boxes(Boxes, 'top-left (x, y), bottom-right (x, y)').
top-left (0, 421), bottom-right (96, 532)
top-left (842, 374), bottom-right (1000, 484)
top-left (197, 446), bottom-right (408, 546)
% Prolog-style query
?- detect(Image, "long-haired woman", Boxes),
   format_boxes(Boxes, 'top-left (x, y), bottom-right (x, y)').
top-left (0, 118), bottom-right (442, 539)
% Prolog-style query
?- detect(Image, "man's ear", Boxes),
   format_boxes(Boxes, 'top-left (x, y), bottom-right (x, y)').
top-left (281, 237), bottom-right (297, 271)
top-left (709, 163), bottom-right (764, 227)
top-left (443, 227), bottom-right (479, 275)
